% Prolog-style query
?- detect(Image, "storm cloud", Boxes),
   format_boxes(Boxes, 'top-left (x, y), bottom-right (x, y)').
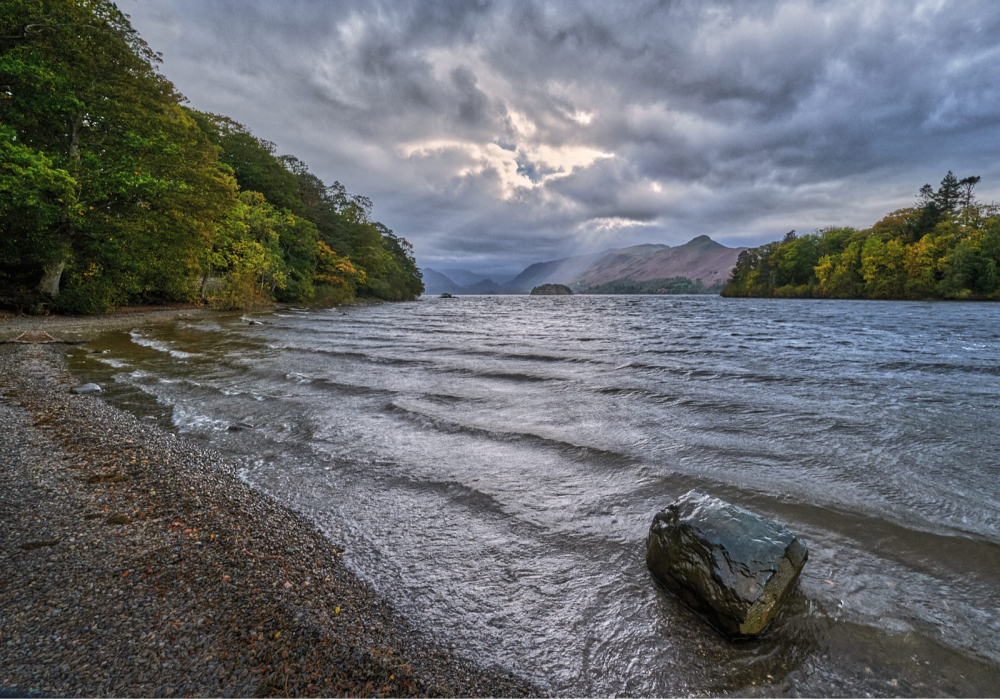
top-left (125, 0), bottom-right (1000, 275)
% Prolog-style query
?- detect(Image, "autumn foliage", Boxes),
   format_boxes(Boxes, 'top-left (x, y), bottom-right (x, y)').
top-left (722, 173), bottom-right (1000, 301)
top-left (0, 0), bottom-right (422, 313)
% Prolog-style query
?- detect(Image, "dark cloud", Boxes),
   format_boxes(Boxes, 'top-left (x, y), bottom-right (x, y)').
top-left (125, 0), bottom-right (1000, 274)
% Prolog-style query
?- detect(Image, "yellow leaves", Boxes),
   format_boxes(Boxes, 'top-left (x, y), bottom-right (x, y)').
top-left (274, 631), bottom-right (281, 639)
top-left (334, 606), bottom-right (341, 614)
top-left (315, 240), bottom-right (364, 288)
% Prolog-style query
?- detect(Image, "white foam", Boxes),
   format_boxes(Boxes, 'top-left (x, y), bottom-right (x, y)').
top-left (129, 329), bottom-right (197, 359)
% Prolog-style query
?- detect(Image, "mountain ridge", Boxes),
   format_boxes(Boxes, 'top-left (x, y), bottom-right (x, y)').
top-left (421, 236), bottom-right (744, 295)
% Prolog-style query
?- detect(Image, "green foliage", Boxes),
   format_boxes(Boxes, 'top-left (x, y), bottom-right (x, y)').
top-left (209, 191), bottom-right (289, 310)
top-left (0, 0), bottom-right (422, 313)
top-left (723, 173), bottom-right (1000, 301)
top-left (582, 277), bottom-right (723, 295)
top-left (0, 127), bottom-right (77, 294)
top-left (188, 111), bottom-right (304, 213)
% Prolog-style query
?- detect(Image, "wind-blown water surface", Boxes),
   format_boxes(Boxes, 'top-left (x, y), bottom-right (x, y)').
top-left (70, 296), bottom-right (1000, 696)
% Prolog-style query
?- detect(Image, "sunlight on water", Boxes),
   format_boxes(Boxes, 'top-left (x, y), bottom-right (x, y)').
top-left (69, 296), bottom-right (1000, 696)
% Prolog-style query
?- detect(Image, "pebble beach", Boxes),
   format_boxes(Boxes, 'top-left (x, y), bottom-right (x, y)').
top-left (0, 327), bottom-right (538, 697)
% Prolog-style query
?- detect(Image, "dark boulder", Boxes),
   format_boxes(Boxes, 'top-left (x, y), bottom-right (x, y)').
top-left (646, 490), bottom-right (807, 637)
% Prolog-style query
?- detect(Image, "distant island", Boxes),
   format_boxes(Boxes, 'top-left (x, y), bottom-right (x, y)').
top-left (1, 2), bottom-right (423, 314)
top-left (530, 284), bottom-right (573, 296)
top-left (423, 235), bottom-right (744, 296)
top-left (723, 173), bottom-right (1000, 301)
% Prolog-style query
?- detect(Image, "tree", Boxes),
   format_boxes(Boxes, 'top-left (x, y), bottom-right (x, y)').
top-left (209, 192), bottom-right (288, 310)
top-left (2, 0), bottom-right (235, 310)
top-left (860, 236), bottom-right (907, 299)
top-left (188, 111), bottom-right (304, 214)
top-left (772, 234), bottom-right (820, 288)
top-left (0, 128), bottom-right (77, 299)
top-left (814, 241), bottom-right (864, 298)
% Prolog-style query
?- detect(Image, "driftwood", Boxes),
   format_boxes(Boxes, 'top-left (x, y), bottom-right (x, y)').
top-left (0, 331), bottom-right (87, 345)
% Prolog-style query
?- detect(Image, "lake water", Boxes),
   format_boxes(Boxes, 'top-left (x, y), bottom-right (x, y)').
top-left (70, 295), bottom-right (1000, 696)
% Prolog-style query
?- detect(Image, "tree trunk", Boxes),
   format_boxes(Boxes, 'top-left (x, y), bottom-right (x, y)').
top-left (38, 260), bottom-right (67, 298)
top-left (38, 111), bottom-right (85, 299)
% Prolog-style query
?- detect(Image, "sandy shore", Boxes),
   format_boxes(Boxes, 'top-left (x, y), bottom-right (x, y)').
top-left (0, 341), bottom-right (537, 697)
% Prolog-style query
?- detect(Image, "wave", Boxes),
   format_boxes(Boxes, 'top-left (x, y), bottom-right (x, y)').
top-left (386, 400), bottom-right (636, 467)
top-left (266, 343), bottom-right (433, 367)
top-left (128, 330), bottom-right (198, 359)
top-left (876, 360), bottom-right (1000, 377)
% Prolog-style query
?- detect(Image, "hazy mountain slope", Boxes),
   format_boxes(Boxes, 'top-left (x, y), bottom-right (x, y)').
top-left (421, 269), bottom-right (465, 295)
top-left (502, 253), bottom-right (606, 292)
top-left (438, 269), bottom-right (509, 287)
top-left (578, 236), bottom-right (745, 286)
top-left (577, 244), bottom-right (670, 283)
top-left (465, 279), bottom-right (501, 293)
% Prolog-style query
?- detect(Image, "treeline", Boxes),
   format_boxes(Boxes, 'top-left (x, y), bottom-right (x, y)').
top-left (722, 173), bottom-right (1000, 300)
top-left (581, 277), bottom-right (724, 295)
top-left (0, 0), bottom-right (422, 313)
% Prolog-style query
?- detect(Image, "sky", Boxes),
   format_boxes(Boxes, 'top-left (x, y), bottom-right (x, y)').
top-left (124, 0), bottom-right (1000, 277)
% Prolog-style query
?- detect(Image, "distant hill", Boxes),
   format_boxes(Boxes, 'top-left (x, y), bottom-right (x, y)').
top-left (501, 252), bottom-right (606, 293)
top-left (437, 268), bottom-right (510, 288)
top-left (421, 269), bottom-right (465, 295)
top-left (502, 237), bottom-right (743, 293)
top-left (577, 236), bottom-right (745, 288)
top-left (465, 278), bottom-right (501, 294)
top-left (422, 236), bottom-right (744, 296)
top-left (421, 269), bottom-right (503, 295)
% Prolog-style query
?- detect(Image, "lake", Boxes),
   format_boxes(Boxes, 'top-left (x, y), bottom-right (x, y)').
top-left (70, 295), bottom-right (1000, 696)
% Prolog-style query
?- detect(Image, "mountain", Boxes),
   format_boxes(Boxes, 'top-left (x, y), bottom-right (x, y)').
top-left (421, 269), bottom-right (465, 295)
top-left (421, 269), bottom-right (503, 295)
top-left (437, 268), bottom-right (511, 288)
top-left (502, 252), bottom-right (606, 293)
top-left (465, 278), bottom-right (501, 294)
top-left (578, 236), bottom-right (745, 287)
top-left (571, 244), bottom-right (669, 284)
top-left (423, 236), bottom-right (744, 296)
top-left (501, 236), bottom-right (744, 292)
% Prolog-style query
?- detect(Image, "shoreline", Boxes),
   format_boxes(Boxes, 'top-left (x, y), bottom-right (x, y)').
top-left (0, 298), bottom-right (394, 343)
top-left (0, 342), bottom-right (537, 697)
top-left (0, 306), bottom-right (234, 343)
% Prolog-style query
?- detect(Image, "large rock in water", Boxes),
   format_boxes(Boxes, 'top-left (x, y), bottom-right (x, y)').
top-left (646, 490), bottom-right (807, 637)
top-left (529, 283), bottom-right (573, 295)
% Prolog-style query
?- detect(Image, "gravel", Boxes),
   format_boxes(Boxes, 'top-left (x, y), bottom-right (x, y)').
top-left (0, 343), bottom-right (539, 697)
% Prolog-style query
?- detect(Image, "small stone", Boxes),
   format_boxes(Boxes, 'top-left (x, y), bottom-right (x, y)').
top-left (71, 383), bottom-right (102, 395)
